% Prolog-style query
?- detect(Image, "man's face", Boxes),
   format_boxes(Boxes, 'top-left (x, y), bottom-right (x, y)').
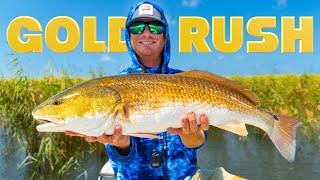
top-left (129, 20), bottom-right (165, 58)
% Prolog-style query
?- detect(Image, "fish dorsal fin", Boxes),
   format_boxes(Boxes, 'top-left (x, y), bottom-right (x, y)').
top-left (176, 70), bottom-right (260, 105)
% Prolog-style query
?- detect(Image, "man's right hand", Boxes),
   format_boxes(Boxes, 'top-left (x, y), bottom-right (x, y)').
top-left (65, 125), bottom-right (130, 155)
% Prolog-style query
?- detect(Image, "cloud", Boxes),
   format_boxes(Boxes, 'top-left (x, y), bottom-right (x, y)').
top-left (236, 55), bottom-right (245, 60)
top-left (278, 0), bottom-right (287, 6)
top-left (166, 15), bottom-right (177, 25)
top-left (272, 0), bottom-right (287, 10)
top-left (182, 0), bottom-right (201, 8)
top-left (217, 55), bottom-right (225, 60)
top-left (100, 54), bottom-right (114, 62)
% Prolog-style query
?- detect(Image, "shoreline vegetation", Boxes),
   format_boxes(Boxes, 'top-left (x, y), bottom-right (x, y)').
top-left (0, 62), bottom-right (319, 179)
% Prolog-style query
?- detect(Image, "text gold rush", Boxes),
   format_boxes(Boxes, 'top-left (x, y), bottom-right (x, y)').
top-left (6, 16), bottom-right (313, 54)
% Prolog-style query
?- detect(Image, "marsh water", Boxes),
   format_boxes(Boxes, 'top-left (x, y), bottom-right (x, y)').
top-left (198, 130), bottom-right (320, 180)
top-left (1, 128), bottom-right (319, 180)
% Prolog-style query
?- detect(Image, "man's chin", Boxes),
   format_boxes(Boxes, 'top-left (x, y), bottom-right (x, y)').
top-left (137, 50), bottom-right (158, 56)
top-left (138, 45), bottom-right (157, 51)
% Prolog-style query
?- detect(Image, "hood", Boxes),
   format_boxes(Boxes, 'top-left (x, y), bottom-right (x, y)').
top-left (123, 1), bottom-right (171, 74)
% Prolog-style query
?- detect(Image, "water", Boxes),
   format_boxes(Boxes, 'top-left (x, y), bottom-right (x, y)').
top-left (198, 129), bottom-right (320, 180)
top-left (0, 131), bottom-right (26, 179)
top-left (1, 128), bottom-right (319, 179)
top-left (0, 127), bottom-right (106, 179)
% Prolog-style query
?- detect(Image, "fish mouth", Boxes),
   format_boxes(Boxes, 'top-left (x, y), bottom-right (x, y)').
top-left (32, 114), bottom-right (63, 124)
top-left (36, 119), bottom-right (54, 125)
top-left (32, 115), bottom-right (66, 132)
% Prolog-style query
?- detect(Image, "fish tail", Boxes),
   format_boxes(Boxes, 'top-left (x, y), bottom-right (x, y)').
top-left (269, 114), bottom-right (302, 162)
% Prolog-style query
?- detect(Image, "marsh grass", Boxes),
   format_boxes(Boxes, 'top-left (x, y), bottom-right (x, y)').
top-left (0, 59), bottom-right (105, 179)
top-left (232, 74), bottom-right (320, 142)
top-left (0, 61), bottom-right (319, 178)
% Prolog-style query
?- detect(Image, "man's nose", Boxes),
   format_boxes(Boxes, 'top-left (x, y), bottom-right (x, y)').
top-left (141, 25), bottom-right (152, 36)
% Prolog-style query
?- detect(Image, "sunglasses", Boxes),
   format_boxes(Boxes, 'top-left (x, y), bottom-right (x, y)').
top-left (128, 21), bottom-right (164, 34)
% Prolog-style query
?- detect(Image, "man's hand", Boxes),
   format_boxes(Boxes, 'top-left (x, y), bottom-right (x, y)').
top-left (167, 112), bottom-right (209, 148)
top-left (65, 126), bottom-right (130, 155)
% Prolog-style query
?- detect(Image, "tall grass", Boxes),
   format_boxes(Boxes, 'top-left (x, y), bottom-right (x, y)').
top-left (0, 61), bottom-right (319, 178)
top-left (232, 74), bottom-right (320, 142)
top-left (0, 59), bottom-right (105, 179)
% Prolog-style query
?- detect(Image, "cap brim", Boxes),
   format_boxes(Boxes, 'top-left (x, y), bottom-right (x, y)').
top-left (129, 17), bottom-right (164, 25)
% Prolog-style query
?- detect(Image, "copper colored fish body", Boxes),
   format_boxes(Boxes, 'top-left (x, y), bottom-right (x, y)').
top-left (32, 70), bottom-right (302, 162)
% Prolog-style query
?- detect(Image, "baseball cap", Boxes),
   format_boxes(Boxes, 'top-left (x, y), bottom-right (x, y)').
top-left (129, 3), bottom-right (164, 25)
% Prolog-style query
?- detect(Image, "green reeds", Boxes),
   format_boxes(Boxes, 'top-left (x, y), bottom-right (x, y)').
top-left (0, 59), bottom-right (105, 179)
top-left (232, 74), bottom-right (320, 142)
top-left (0, 60), bottom-right (319, 178)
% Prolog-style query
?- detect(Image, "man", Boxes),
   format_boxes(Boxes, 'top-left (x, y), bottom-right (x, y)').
top-left (68, 2), bottom-right (209, 179)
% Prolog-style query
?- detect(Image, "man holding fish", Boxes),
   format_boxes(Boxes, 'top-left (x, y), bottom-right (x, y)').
top-left (33, 1), bottom-right (301, 180)
top-left (66, 1), bottom-right (209, 179)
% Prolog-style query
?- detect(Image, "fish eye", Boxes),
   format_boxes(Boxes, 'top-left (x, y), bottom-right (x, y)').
top-left (52, 100), bottom-right (62, 105)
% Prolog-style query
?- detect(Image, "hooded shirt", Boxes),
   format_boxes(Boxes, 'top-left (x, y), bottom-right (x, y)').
top-left (105, 2), bottom-right (207, 179)
top-left (120, 1), bottom-right (181, 75)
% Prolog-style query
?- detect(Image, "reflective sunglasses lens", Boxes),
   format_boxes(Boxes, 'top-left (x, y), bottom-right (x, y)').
top-left (129, 23), bottom-right (146, 34)
top-left (148, 23), bottom-right (164, 34)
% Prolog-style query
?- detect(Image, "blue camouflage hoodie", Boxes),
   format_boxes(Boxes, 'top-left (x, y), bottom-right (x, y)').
top-left (105, 2), bottom-right (207, 179)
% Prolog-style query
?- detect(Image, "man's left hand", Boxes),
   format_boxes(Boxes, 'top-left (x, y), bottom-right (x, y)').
top-left (167, 112), bottom-right (209, 148)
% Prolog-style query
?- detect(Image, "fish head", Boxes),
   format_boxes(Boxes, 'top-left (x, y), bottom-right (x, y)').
top-left (32, 81), bottom-right (121, 135)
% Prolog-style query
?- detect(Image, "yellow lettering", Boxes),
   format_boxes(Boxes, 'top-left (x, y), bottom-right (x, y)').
top-left (212, 17), bottom-right (243, 53)
top-left (108, 17), bottom-right (126, 52)
top-left (281, 16), bottom-right (313, 53)
top-left (179, 17), bottom-right (211, 53)
top-left (83, 17), bottom-right (105, 52)
top-left (247, 17), bottom-right (278, 53)
top-left (45, 16), bottom-right (80, 53)
top-left (7, 16), bottom-right (42, 53)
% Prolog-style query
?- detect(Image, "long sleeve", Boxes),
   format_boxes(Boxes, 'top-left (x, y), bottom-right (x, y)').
top-left (105, 137), bottom-right (137, 165)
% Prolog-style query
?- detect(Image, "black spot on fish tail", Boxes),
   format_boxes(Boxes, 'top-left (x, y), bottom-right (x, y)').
top-left (265, 110), bottom-right (278, 121)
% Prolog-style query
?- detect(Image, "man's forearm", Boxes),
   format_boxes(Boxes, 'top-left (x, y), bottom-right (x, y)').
top-left (179, 131), bottom-right (205, 148)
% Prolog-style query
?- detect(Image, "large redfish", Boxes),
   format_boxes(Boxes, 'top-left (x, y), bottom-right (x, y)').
top-left (32, 70), bottom-right (302, 162)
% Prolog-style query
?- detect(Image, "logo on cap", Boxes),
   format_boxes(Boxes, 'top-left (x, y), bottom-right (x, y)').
top-left (139, 4), bottom-right (153, 15)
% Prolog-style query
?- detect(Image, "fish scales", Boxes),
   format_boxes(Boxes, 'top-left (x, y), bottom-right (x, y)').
top-left (32, 70), bottom-right (302, 162)
top-left (103, 74), bottom-right (261, 120)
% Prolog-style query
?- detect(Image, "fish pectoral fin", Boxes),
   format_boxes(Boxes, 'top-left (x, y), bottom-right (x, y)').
top-left (118, 103), bottom-right (130, 124)
top-left (128, 132), bottom-right (160, 139)
top-left (216, 122), bottom-right (248, 136)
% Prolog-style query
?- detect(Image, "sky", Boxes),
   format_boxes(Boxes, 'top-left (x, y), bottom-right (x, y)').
top-left (0, 0), bottom-right (320, 77)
